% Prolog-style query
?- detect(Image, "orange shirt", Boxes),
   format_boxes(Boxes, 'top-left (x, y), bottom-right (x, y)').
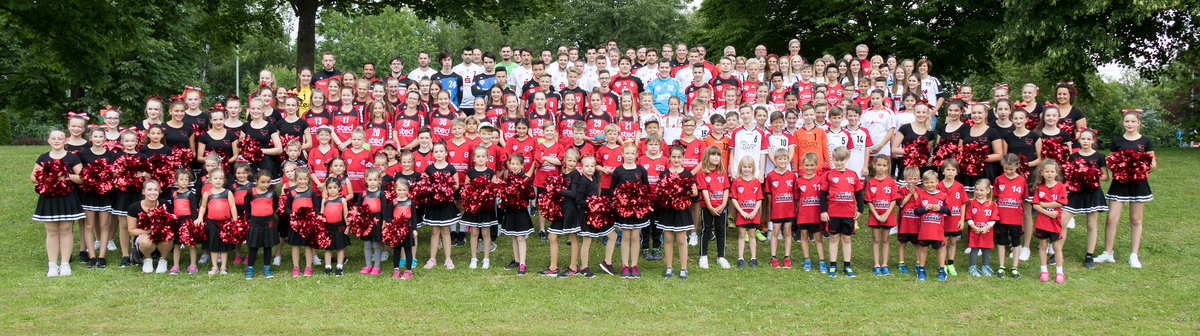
top-left (703, 133), bottom-right (731, 170)
top-left (792, 124), bottom-right (829, 171)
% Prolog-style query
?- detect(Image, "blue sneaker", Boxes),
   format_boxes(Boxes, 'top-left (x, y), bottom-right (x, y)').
top-left (802, 259), bottom-right (812, 271)
top-left (873, 266), bottom-right (881, 276)
top-left (844, 267), bottom-right (856, 278)
top-left (245, 266), bottom-right (254, 279)
top-left (968, 266), bottom-right (982, 277)
top-left (263, 266), bottom-right (274, 278)
top-left (899, 263), bottom-right (909, 274)
top-left (882, 266), bottom-right (892, 276)
top-left (398, 259), bottom-right (407, 268)
top-left (981, 265), bottom-right (994, 277)
top-left (827, 267), bottom-right (837, 277)
top-left (937, 268), bottom-right (947, 281)
top-left (916, 267), bottom-right (926, 280)
top-left (819, 261), bottom-right (829, 274)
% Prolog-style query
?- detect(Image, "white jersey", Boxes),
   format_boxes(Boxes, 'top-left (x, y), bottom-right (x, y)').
top-left (659, 114), bottom-right (684, 144)
top-left (859, 108), bottom-right (895, 156)
top-left (892, 111), bottom-right (916, 130)
top-left (673, 68), bottom-right (712, 89)
top-left (730, 126), bottom-right (768, 178)
top-left (920, 75), bottom-right (942, 109)
top-left (845, 126), bottom-right (873, 178)
top-left (407, 68), bottom-right (437, 81)
top-left (765, 130), bottom-right (794, 171)
top-left (634, 66), bottom-right (658, 84)
top-left (511, 66), bottom-right (534, 89)
top-left (825, 127), bottom-right (854, 164)
top-left (546, 66), bottom-right (568, 91)
top-left (452, 63), bottom-right (484, 107)
top-left (578, 70), bottom-right (598, 92)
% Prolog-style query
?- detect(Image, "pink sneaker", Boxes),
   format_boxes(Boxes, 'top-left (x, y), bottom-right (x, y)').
top-left (444, 259), bottom-right (455, 270)
top-left (233, 256), bottom-right (242, 264)
top-left (360, 266), bottom-right (371, 274)
top-left (370, 267), bottom-right (381, 275)
top-left (424, 259), bottom-right (436, 269)
top-left (292, 267), bottom-right (300, 277)
top-left (1055, 273), bottom-right (1065, 284)
top-left (303, 267), bottom-right (313, 276)
top-left (186, 265), bottom-right (198, 275)
top-left (401, 270), bottom-right (413, 279)
top-left (392, 269), bottom-right (401, 278)
top-left (1039, 272), bottom-right (1050, 282)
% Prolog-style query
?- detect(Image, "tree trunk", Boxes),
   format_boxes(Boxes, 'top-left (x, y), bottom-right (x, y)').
top-left (293, 0), bottom-right (319, 70)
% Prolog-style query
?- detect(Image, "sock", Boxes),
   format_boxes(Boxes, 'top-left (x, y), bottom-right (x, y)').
top-left (947, 259), bottom-right (954, 266)
top-left (325, 265), bottom-right (332, 270)
top-left (772, 255), bottom-right (776, 259)
top-left (1086, 252), bottom-right (1094, 258)
top-left (337, 264), bottom-right (343, 269)
top-left (843, 262), bottom-right (851, 269)
top-left (784, 255), bottom-right (789, 259)
top-left (1056, 266), bottom-right (1064, 274)
top-left (1040, 265), bottom-right (1049, 272)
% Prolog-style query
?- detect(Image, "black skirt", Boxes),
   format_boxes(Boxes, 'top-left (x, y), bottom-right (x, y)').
top-left (614, 214), bottom-right (650, 230)
top-left (499, 208), bottom-right (534, 236)
top-left (656, 208), bottom-right (695, 232)
top-left (1066, 188), bottom-right (1109, 214)
top-left (80, 191), bottom-right (113, 212)
top-left (204, 219), bottom-right (235, 252)
top-left (362, 222), bottom-right (383, 242)
top-left (326, 221), bottom-right (352, 250)
top-left (462, 207), bottom-right (498, 228)
top-left (32, 192), bottom-right (85, 222)
top-left (422, 203), bottom-right (460, 227)
top-left (1106, 180), bottom-right (1153, 203)
top-left (246, 215), bottom-right (278, 248)
top-left (548, 203), bottom-right (582, 235)
top-left (958, 163), bottom-right (998, 193)
top-left (109, 190), bottom-right (141, 216)
top-left (286, 218), bottom-right (309, 247)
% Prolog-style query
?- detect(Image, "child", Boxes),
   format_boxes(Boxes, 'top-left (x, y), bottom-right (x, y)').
top-left (1033, 160), bottom-right (1068, 283)
top-left (792, 105), bottom-right (830, 173)
top-left (392, 151), bottom-right (422, 267)
top-left (542, 149), bottom-right (583, 277)
top-left (696, 146), bottom-right (731, 269)
top-left (610, 143), bottom-right (651, 278)
top-left (965, 179), bottom-right (998, 277)
top-left (730, 156), bottom-right (763, 268)
top-left (658, 145), bottom-right (698, 279)
top-left (445, 119), bottom-right (472, 246)
top-left (1066, 129), bottom-right (1109, 269)
top-left (194, 168), bottom-right (237, 275)
top-left (824, 107), bottom-right (855, 169)
top-left (764, 149), bottom-right (796, 269)
top-left (638, 133), bottom-right (668, 260)
top-left (913, 170), bottom-right (950, 281)
top-left (274, 161), bottom-right (298, 265)
top-left (285, 168), bottom-right (319, 277)
top-left (571, 155), bottom-right (605, 278)
top-left (170, 169), bottom-right (201, 275)
top-left (843, 106), bottom-right (872, 178)
top-left (533, 123), bottom-right (564, 242)
top-left (307, 126), bottom-right (339, 184)
top-left (358, 168), bottom-right (386, 275)
top-left (230, 163), bottom-right (253, 265)
top-left (387, 179), bottom-right (417, 279)
top-left (864, 156), bottom-right (899, 275)
top-left (938, 159), bottom-right (967, 276)
top-left (896, 167), bottom-right (922, 274)
top-left (730, 104), bottom-right (767, 181)
top-left (794, 153), bottom-right (827, 272)
top-left (678, 117), bottom-right (705, 245)
top-left (111, 131), bottom-right (142, 267)
top-left (702, 115), bottom-right (731, 175)
top-left (316, 177), bottom-right (349, 276)
top-left (820, 147), bottom-right (863, 277)
top-left (764, 111), bottom-right (794, 246)
top-left (499, 154), bottom-right (534, 275)
top-left (506, 119), bottom-right (537, 173)
top-left (341, 128), bottom-right (372, 196)
top-left (462, 147), bottom-right (498, 269)
top-left (423, 142), bottom-right (462, 269)
top-left (994, 154), bottom-right (1027, 278)
top-left (78, 128), bottom-right (115, 269)
top-left (244, 171), bottom-right (279, 279)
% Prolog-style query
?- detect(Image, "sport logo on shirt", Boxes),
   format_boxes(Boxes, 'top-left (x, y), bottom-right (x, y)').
top-left (799, 185), bottom-right (806, 192)
top-left (832, 177), bottom-right (840, 183)
top-left (705, 176), bottom-right (711, 183)
top-left (870, 187), bottom-right (876, 193)
top-left (737, 187), bottom-right (744, 193)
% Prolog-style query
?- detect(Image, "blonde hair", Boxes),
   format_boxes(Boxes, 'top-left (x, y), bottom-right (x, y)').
top-left (921, 170), bottom-right (939, 182)
top-left (737, 156), bottom-right (756, 176)
top-left (831, 146), bottom-right (850, 161)
top-left (903, 167), bottom-right (921, 180)
top-left (974, 179), bottom-right (994, 202)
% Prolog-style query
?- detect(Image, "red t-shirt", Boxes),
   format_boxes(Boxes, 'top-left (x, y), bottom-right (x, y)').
top-left (795, 173), bottom-right (822, 224)
top-left (1034, 182), bottom-right (1068, 234)
top-left (340, 148), bottom-right (374, 192)
top-left (994, 174), bottom-right (1027, 225)
top-left (696, 170), bottom-right (729, 209)
top-left (764, 170), bottom-right (797, 220)
top-left (676, 137), bottom-right (705, 171)
top-left (823, 169), bottom-right (862, 218)
top-left (637, 154), bottom-right (669, 186)
top-left (596, 144), bottom-right (623, 189)
top-left (793, 81), bottom-right (814, 106)
top-left (916, 188), bottom-right (947, 241)
top-left (864, 176), bottom-right (900, 227)
top-left (584, 110), bottom-right (612, 139)
top-left (307, 145), bottom-right (340, 183)
top-left (506, 136), bottom-right (538, 172)
top-left (938, 180), bottom-right (968, 233)
top-left (729, 176), bottom-right (763, 226)
top-left (898, 187), bottom-right (921, 234)
top-left (740, 80), bottom-right (761, 105)
top-left (532, 141), bottom-right (565, 188)
top-left (445, 138), bottom-right (473, 173)
top-left (412, 148), bottom-right (433, 174)
top-left (966, 199), bottom-right (999, 249)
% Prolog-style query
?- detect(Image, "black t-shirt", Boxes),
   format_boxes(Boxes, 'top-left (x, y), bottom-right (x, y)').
top-left (1059, 106), bottom-right (1085, 130)
top-left (182, 111), bottom-right (211, 131)
top-left (1069, 151), bottom-right (1106, 168)
top-left (897, 124), bottom-right (933, 147)
top-left (240, 121), bottom-right (278, 148)
top-left (963, 126), bottom-right (1001, 150)
top-left (37, 152), bottom-right (82, 173)
top-left (464, 167), bottom-right (495, 182)
top-left (79, 148), bottom-right (117, 166)
top-left (988, 121), bottom-right (1015, 136)
top-left (938, 123), bottom-right (967, 144)
top-left (1110, 134), bottom-right (1153, 153)
top-left (313, 69), bottom-right (342, 83)
top-left (275, 117), bottom-right (309, 139)
top-left (127, 201), bottom-right (169, 224)
top-left (198, 129), bottom-right (238, 158)
top-left (606, 165), bottom-right (649, 194)
top-left (1039, 129), bottom-right (1072, 147)
top-left (1002, 131), bottom-right (1040, 163)
top-left (138, 144), bottom-right (173, 158)
top-left (162, 122), bottom-right (193, 149)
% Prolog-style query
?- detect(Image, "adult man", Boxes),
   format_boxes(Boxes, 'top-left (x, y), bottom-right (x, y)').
top-left (313, 51), bottom-right (342, 94)
top-left (574, 58), bottom-right (597, 92)
top-left (452, 47), bottom-right (484, 114)
top-left (633, 49), bottom-right (660, 83)
top-left (710, 56), bottom-right (742, 109)
top-left (755, 45), bottom-right (768, 58)
top-left (634, 45), bottom-right (648, 69)
top-left (539, 49), bottom-right (554, 65)
top-left (683, 64), bottom-right (712, 110)
top-left (568, 47), bottom-right (579, 63)
top-left (407, 51), bottom-right (437, 81)
top-left (695, 44), bottom-right (718, 77)
top-left (661, 44), bottom-right (674, 61)
top-left (606, 39), bottom-right (618, 51)
top-left (605, 48), bottom-right (621, 75)
top-left (724, 46), bottom-right (737, 58)
top-left (384, 56), bottom-right (416, 99)
top-left (547, 53), bottom-right (570, 90)
top-left (584, 46), bottom-right (599, 75)
top-left (610, 56), bottom-right (645, 98)
top-left (469, 52), bottom-right (499, 115)
top-left (674, 48), bottom-right (712, 88)
top-left (498, 45), bottom-right (519, 76)
top-left (519, 59), bottom-right (548, 112)
top-left (647, 58), bottom-right (684, 115)
top-left (362, 62), bottom-right (379, 83)
top-left (511, 48), bottom-right (535, 89)
top-left (855, 44), bottom-right (870, 75)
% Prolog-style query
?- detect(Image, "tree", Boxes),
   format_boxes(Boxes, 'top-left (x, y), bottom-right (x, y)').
top-left (317, 7), bottom-right (436, 76)
top-left (1160, 47), bottom-right (1199, 143)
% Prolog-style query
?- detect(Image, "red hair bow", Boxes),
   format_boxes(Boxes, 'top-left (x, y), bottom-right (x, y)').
top-left (991, 84), bottom-right (1008, 92)
top-left (210, 103), bottom-right (226, 112)
top-left (286, 89), bottom-right (299, 97)
top-left (259, 80), bottom-right (270, 87)
top-left (950, 94), bottom-right (964, 101)
top-left (1080, 127), bottom-right (1098, 135)
top-left (183, 84), bottom-right (204, 97)
top-left (86, 124), bottom-right (100, 129)
top-left (1044, 101), bottom-right (1059, 108)
top-left (1012, 101), bottom-right (1029, 109)
top-left (67, 111), bottom-right (90, 121)
top-left (145, 95), bottom-right (163, 102)
top-left (118, 126), bottom-right (135, 133)
top-left (1121, 108), bottom-right (1144, 114)
top-left (969, 101), bottom-right (990, 109)
top-left (1057, 81), bottom-right (1077, 93)
top-left (227, 93), bottom-right (240, 101)
top-left (170, 94), bottom-right (184, 102)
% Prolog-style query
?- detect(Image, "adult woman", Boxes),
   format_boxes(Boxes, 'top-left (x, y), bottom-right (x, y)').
top-left (915, 59), bottom-right (944, 113)
top-left (126, 179), bottom-right (174, 274)
top-left (196, 109), bottom-right (240, 168)
top-left (1101, 111), bottom-right (1155, 268)
top-left (31, 130), bottom-right (85, 276)
top-left (765, 54), bottom-right (780, 78)
top-left (890, 102), bottom-right (934, 179)
top-left (241, 97), bottom-right (283, 180)
top-left (1052, 82), bottom-right (1087, 141)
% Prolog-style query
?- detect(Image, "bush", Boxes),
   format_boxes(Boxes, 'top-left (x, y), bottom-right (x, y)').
top-left (0, 110), bottom-right (10, 145)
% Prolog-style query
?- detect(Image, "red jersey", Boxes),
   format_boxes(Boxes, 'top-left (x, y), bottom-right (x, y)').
top-left (729, 176), bottom-right (763, 226)
top-left (684, 83), bottom-right (712, 110)
top-left (764, 170), bottom-right (797, 220)
top-left (305, 106), bottom-right (333, 135)
top-left (480, 143), bottom-right (507, 172)
top-left (596, 144), bottom-right (623, 189)
top-left (594, 91), bottom-right (619, 116)
top-left (825, 82), bottom-right (844, 106)
top-left (584, 110), bottom-right (612, 139)
top-left (484, 104), bottom-right (506, 125)
top-left (898, 187), bottom-right (921, 234)
top-left (527, 108), bottom-right (556, 139)
top-left (331, 107), bottom-right (360, 143)
top-left (938, 180), bottom-right (968, 233)
top-left (341, 148), bottom-right (374, 192)
top-left (363, 119), bottom-right (390, 148)
top-left (307, 145), bottom-right (339, 182)
top-left (822, 169), bottom-right (862, 217)
top-left (676, 137), bottom-right (705, 170)
top-left (427, 107), bottom-right (456, 143)
top-left (1033, 182), bottom-right (1068, 234)
top-left (532, 141), bottom-right (565, 188)
top-left (710, 75), bottom-right (741, 109)
top-left (792, 81), bottom-right (814, 106)
top-left (916, 188), bottom-right (948, 241)
top-left (795, 173), bottom-right (823, 224)
top-left (616, 113), bottom-right (639, 142)
top-left (564, 141), bottom-right (595, 168)
top-left (506, 136), bottom-right (538, 172)
top-left (994, 173), bottom-right (1027, 225)
top-left (864, 176), bottom-right (900, 227)
top-left (392, 108), bottom-right (424, 147)
top-left (498, 115), bottom-right (522, 140)
top-left (853, 96), bottom-right (871, 111)
top-left (609, 74), bottom-right (644, 97)
top-left (445, 138), bottom-right (473, 172)
top-left (769, 89), bottom-right (789, 111)
top-left (696, 170), bottom-right (729, 209)
top-left (740, 80), bottom-right (761, 105)
top-left (557, 108), bottom-right (585, 140)
top-left (412, 148), bottom-right (433, 174)
top-left (966, 199), bottom-right (999, 249)
top-left (637, 154), bottom-right (669, 186)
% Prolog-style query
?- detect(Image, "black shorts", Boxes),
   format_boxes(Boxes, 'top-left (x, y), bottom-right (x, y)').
top-left (825, 217), bottom-right (856, 236)
top-left (1034, 229), bottom-right (1063, 242)
top-left (771, 218), bottom-right (795, 225)
top-left (993, 224), bottom-right (1023, 247)
top-left (917, 239), bottom-right (944, 249)
top-left (897, 233), bottom-right (919, 243)
top-left (798, 222), bottom-right (822, 233)
top-left (534, 187), bottom-right (545, 201)
top-left (944, 231), bottom-right (962, 238)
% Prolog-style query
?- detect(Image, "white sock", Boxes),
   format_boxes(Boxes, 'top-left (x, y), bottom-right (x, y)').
top-left (337, 264), bottom-right (343, 269)
top-left (1056, 266), bottom-right (1063, 274)
top-left (1040, 265), bottom-right (1048, 272)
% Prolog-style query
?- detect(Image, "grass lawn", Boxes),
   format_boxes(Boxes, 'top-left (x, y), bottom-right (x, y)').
top-left (1, 146), bottom-right (1198, 334)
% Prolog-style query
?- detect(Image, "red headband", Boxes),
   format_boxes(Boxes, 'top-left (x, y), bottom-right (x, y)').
top-left (1121, 108), bottom-right (1144, 114)
top-left (67, 112), bottom-right (90, 121)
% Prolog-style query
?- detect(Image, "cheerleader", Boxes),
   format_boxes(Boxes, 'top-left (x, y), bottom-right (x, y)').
top-left (31, 130), bottom-right (85, 276)
top-left (585, 125), bottom-right (622, 275)
top-left (990, 100), bottom-right (1015, 136)
top-left (965, 179), bottom-right (998, 277)
top-left (937, 100), bottom-right (968, 155)
top-left (1065, 129), bottom-right (1109, 269)
top-left (387, 179), bottom-right (416, 279)
top-left (181, 86), bottom-right (210, 133)
top-left (357, 169), bottom-right (386, 275)
top-left (223, 97), bottom-right (244, 131)
top-left (125, 180), bottom-right (172, 274)
top-left (937, 159), bottom-right (967, 276)
top-left (392, 151), bottom-right (422, 267)
top-left (195, 108), bottom-right (240, 169)
top-left (896, 167), bottom-right (922, 274)
top-left (913, 170), bottom-right (951, 281)
top-left (242, 97), bottom-right (283, 182)
top-left (242, 171), bottom-right (277, 279)
top-left (1102, 111), bottom-right (1155, 268)
top-left (66, 115), bottom-right (91, 263)
top-left (540, 149), bottom-right (582, 276)
top-left (890, 102), bottom-right (934, 182)
top-left (1027, 106), bottom-right (1072, 256)
top-left (423, 142), bottom-right (462, 269)
top-left (229, 163), bottom-right (253, 264)
top-left (78, 128), bottom-right (115, 268)
top-left (499, 155), bottom-right (534, 275)
top-left (139, 124), bottom-right (172, 158)
top-left (285, 168), bottom-right (320, 277)
top-left (864, 156), bottom-right (899, 276)
top-left (137, 96), bottom-right (165, 131)
top-left (1032, 160), bottom-right (1067, 283)
top-left (462, 147), bottom-right (497, 269)
top-left (162, 100), bottom-right (195, 161)
top-left (570, 156), bottom-right (603, 278)
top-left (959, 103), bottom-right (1003, 193)
top-left (658, 146), bottom-right (698, 279)
top-left (276, 95), bottom-right (312, 152)
top-left (193, 168), bottom-right (237, 275)
top-left (110, 131), bottom-right (142, 268)
top-left (322, 178), bottom-right (351, 276)
top-left (609, 143), bottom-right (651, 278)
top-left (1003, 109), bottom-right (1042, 261)
top-left (100, 107), bottom-right (123, 152)
top-left (171, 170), bottom-right (200, 275)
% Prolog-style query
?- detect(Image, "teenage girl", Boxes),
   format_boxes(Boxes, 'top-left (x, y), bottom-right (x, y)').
top-left (658, 145), bottom-right (698, 279)
top-left (79, 127), bottom-right (114, 268)
top-left (1032, 160), bottom-right (1067, 283)
top-left (1066, 129), bottom-right (1109, 269)
top-left (243, 171), bottom-right (278, 279)
top-left (462, 147), bottom-right (498, 269)
top-left (423, 142), bottom-right (462, 269)
top-left (1102, 111), bottom-right (1155, 268)
top-left (864, 156), bottom-right (898, 275)
top-left (194, 167), bottom-right (237, 275)
top-left (610, 142), bottom-right (651, 278)
top-left (110, 131), bottom-right (142, 267)
top-left (31, 130), bottom-right (85, 277)
top-left (322, 178), bottom-right (351, 276)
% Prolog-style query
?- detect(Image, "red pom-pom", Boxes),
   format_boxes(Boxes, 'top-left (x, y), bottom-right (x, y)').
top-left (585, 195), bottom-right (614, 229)
top-left (411, 172), bottom-right (455, 206)
top-left (383, 181), bottom-right (398, 203)
top-left (238, 139), bottom-right (264, 164)
top-left (1041, 137), bottom-right (1069, 166)
top-left (112, 155), bottom-right (148, 191)
top-left (901, 140), bottom-right (930, 168)
top-left (460, 177), bottom-right (496, 214)
top-left (614, 182), bottom-right (653, 218)
top-left (346, 205), bottom-right (375, 237)
top-left (170, 146), bottom-right (194, 168)
top-left (537, 175), bottom-right (568, 221)
top-left (138, 205), bottom-right (178, 243)
top-left (1015, 154), bottom-right (1031, 178)
top-left (383, 216), bottom-right (411, 247)
top-left (145, 154), bottom-right (175, 185)
top-left (1107, 149), bottom-right (1153, 183)
top-left (276, 192), bottom-right (289, 217)
top-left (192, 124), bottom-right (208, 137)
top-left (498, 174), bottom-right (533, 211)
top-left (1057, 122), bottom-right (1076, 140)
top-left (80, 158), bottom-right (115, 195)
top-left (654, 172), bottom-right (695, 211)
top-left (178, 220), bottom-right (206, 247)
top-left (278, 135), bottom-right (300, 161)
top-left (310, 230), bottom-right (332, 249)
top-left (34, 160), bottom-right (73, 196)
top-left (963, 118), bottom-right (976, 127)
top-left (1025, 114), bottom-right (1041, 131)
top-left (956, 142), bottom-right (988, 176)
top-left (1063, 157), bottom-right (1102, 192)
top-left (219, 217), bottom-right (248, 245)
top-left (291, 207), bottom-right (325, 240)
top-left (103, 140), bottom-right (122, 153)
top-left (930, 139), bottom-right (959, 168)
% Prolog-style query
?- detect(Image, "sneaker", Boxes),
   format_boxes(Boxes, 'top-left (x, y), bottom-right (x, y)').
top-left (717, 258), bottom-right (731, 269)
top-left (1084, 256), bottom-right (1095, 269)
top-left (1129, 253), bottom-right (1142, 268)
top-left (614, 235), bottom-right (621, 246)
top-left (469, 258), bottom-right (478, 269)
top-left (491, 241), bottom-right (497, 252)
top-left (827, 267), bottom-right (837, 277)
top-left (889, 227), bottom-right (898, 235)
top-left (156, 259), bottom-right (168, 273)
top-left (770, 257), bottom-right (780, 269)
top-left (968, 266), bottom-right (981, 277)
top-left (557, 268), bottom-right (577, 278)
top-left (698, 256), bottom-right (709, 269)
top-left (844, 267), bottom-right (856, 277)
top-left (517, 264), bottom-right (527, 276)
top-left (142, 258), bottom-right (154, 273)
top-left (631, 266), bottom-right (641, 278)
top-left (783, 257), bottom-right (792, 269)
top-left (393, 269), bottom-right (401, 278)
top-left (538, 230), bottom-right (549, 242)
top-left (620, 265), bottom-right (631, 278)
top-left (819, 261), bottom-right (829, 274)
top-left (97, 258), bottom-right (107, 269)
top-left (1010, 268), bottom-right (1021, 279)
top-left (340, 267), bottom-right (348, 277)
top-left (802, 259), bottom-right (812, 271)
top-left (580, 267), bottom-right (596, 278)
top-left (1039, 271), bottom-right (1050, 282)
top-left (916, 267), bottom-right (926, 281)
top-left (946, 264), bottom-right (958, 276)
top-left (233, 256), bottom-right (243, 265)
top-left (93, 240), bottom-right (100, 250)
top-left (995, 266), bottom-right (1007, 278)
top-left (46, 263), bottom-right (58, 277)
top-left (272, 255), bottom-right (281, 266)
top-left (755, 231), bottom-right (768, 243)
top-left (937, 268), bottom-right (947, 281)
top-left (119, 256), bottom-right (131, 268)
top-left (397, 258), bottom-right (408, 268)
top-left (198, 254), bottom-right (209, 264)
top-left (361, 266), bottom-right (372, 274)
top-left (86, 259), bottom-right (97, 269)
top-left (1096, 251), bottom-right (1115, 263)
top-left (312, 255), bottom-right (323, 266)
top-left (653, 249), bottom-right (664, 261)
top-left (1019, 247), bottom-right (1031, 261)
top-left (640, 249), bottom-right (653, 261)
top-left (898, 263), bottom-right (908, 274)
top-left (443, 259), bottom-right (454, 270)
top-left (1055, 273), bottom-right (1066, 284)
top-left (401, 270), bottom-right (413, 279)
top-left (292, 267), bottom-right (300, 277)
top-left (981, 265), bottom-right (994, 277)
top-left (964, 247), bottom-right (972, 254)
top-left (424, 259), bottom-right (436, 269)
top-left (59, 262), bottom-right (72, 276)
top-left (78, 251), bottom-right (89, 263)
top-left (599, 261), bottom-right (616, 276)
top-left (264, 266), bottom-right (273, 278)
top-left (1066, 216), bottom-right (1076, 229)
top-left (744, 235), bottom-right (750, 243)
top-left (749, 258), bottom-right (758, 269)
top-left (538, 267), bottom-right (559, 276)
top-left (246, 266), bottom-right (254, 279)
top-left (688, 232), bottom-right (698, 246)
top-left (107, 240), bottom-right (117, 251)
top-left (679, 269), bottom-right (689, 279)
top-left (882, 266), bottom-right (892, 276)
top-left (505, 260), bottom-right (520, 270)
top-left (1047, 246), bottom-right (1055, 255)
top-left (482, 259), bottom-right (491, 269)
top-left (873, 267), bottom-right (882, 276)
top-left (370, 267), bottom-right (381, 275)
top-left (737, 259), bottom-right (746, 269)
top-left (663, 267), bottom-right (674, 278)
top-left (1049, 257), bottom-right (1056, 266)
top-left (381, 251), bottom-right (388, 261)
top-left (303, 267), bottom-right (312, 276)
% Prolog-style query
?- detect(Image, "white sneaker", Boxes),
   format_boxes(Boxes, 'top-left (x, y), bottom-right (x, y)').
top-left (47, 263), bottom-right (59, 277)
top-left (889, 227), bottom-right (898, 235)
top-left (1020, 247), bottom-right (1031, 261)
top-left (381, 251), bottom-right (388, 261)
top-left (1066, 216), bottom-right (1076, 229)
top-left (58, 262), bottom-right (72, 276)
top-left (1129, 253), bottom-right (1142, 268)
top-left (142, 258), bottom-right (154, 273)
top-left (93, 240), bottom-right (100, 250)
top-left (688, 233), bottom-right (698, 246)
top-left (156, 259), bottom-right (168, 273)
top-left (1047, 246), bottom-right (1056, 255)
top-left (312, 255), bottom-right (322, 265)
top-left (699, 256), bottom-right (709, 269)
top-left (964, 247), bottom-right (973, 254)
top-left (107, 240), bottom-right (117, 251)
top-left (469, 258), bottom-right (478, 269)
top-left (1097, 251), bottom-right (1115, 263)
top-left (716, 257), bottom-right (731, 269)
top-left (482, 258), bottom-right (491, 269)
top-left (272, 255), bottom-right (281, 266)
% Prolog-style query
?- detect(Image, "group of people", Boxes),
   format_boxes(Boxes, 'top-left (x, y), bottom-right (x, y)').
top-left (31, 39), bottom-right (1156, 283)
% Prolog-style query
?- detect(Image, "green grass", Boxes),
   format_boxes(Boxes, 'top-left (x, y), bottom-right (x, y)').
top-left (1, 146), bottom-right (1198, 334)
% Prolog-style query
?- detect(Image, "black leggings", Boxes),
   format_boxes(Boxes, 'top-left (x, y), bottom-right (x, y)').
top-left (246, 246), bottom-right (272, 267)
top-left (392, 246), bottom-right (414, 269)
top-left (641, 214), bottom-right (663, 249)
top-left (700, 210), bottom-right (727, 258)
